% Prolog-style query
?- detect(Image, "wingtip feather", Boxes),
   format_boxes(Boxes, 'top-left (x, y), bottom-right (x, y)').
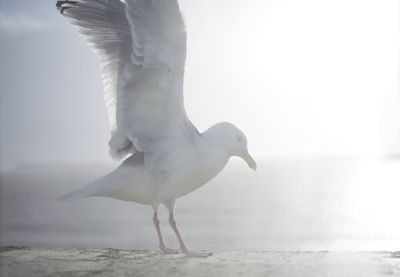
top-left (56, 1), bottom-right (78, 14)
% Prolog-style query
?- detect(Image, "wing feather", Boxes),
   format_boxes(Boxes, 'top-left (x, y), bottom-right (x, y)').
top-left (57, 0), bottom-right (199, 165)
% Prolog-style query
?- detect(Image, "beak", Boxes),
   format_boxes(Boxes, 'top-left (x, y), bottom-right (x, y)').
top-left (242, 151), bottom-right (257, 171)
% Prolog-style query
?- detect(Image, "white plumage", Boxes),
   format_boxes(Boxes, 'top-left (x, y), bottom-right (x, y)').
top-left (57, 0), bottom-right (256, 256)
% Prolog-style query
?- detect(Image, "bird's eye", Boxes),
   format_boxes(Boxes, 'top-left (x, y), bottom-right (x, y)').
top-left (237, 137), bottom-right (242, 143)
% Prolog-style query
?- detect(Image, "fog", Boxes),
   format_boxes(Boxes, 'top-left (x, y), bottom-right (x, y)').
top-left (1, 0), bottom-right (398, 167)
top-left (1, 0), bottom-right (399, 251)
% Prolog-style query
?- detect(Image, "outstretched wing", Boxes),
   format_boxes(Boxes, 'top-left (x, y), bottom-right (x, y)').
top-left (56, 0), bottom-right (199, 165)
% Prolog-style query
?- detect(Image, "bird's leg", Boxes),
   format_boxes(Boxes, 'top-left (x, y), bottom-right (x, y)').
top-left (168, 212), bottom-right (212, 257)
top-left (153, 211), bottom-right (179, 254)
top-left (168, 212), bottom-right (187, 251)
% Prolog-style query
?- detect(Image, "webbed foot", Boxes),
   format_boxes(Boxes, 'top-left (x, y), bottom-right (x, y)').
top-left (160, 246), bottom-right (180, 254)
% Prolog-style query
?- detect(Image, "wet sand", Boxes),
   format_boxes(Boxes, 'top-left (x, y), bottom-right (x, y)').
top-left (1, 247), bottom-right (400, 277)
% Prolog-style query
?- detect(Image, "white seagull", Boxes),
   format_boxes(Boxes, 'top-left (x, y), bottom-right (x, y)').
top-left (56, 0), bottom-right (256, 257)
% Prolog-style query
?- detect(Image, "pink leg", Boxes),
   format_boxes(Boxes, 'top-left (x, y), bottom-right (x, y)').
top-left (153, 211), bottom-right (179, 254)
top-left (169, 212), bottom-right (212, 257)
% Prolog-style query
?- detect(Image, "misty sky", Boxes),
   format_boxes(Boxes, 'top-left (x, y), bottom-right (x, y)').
top-left (0, 0), bottom-right (399, 169)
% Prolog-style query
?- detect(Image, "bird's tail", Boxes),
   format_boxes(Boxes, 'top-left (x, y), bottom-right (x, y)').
top-left (56, 169), bottom-right (122, 202)
top-left (57, 153), bottom-right (143, 202)
top-left (56, 187), bottom-right (93, 202)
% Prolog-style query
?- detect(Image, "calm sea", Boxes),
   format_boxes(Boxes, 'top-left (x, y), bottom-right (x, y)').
top-left (1, 158), bottom-right (399, 251)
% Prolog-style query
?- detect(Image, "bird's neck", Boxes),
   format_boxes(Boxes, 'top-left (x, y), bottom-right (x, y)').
top-left (195, 132), bottom-right (232, 174)
top-left (199, 128), bottom-right (232, 157)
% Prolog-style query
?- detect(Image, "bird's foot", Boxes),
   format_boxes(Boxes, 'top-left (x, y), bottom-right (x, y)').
top-left (160, 245), bottom-right (180, 254)
top-left (181, 248), bottom-right (212, 258)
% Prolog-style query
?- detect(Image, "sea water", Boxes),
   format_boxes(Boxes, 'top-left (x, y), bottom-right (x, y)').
top-left (1, 158), bottom-right (400, 251)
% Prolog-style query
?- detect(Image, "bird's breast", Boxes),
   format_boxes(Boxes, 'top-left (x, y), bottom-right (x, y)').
top-left (170, 150), bottom-right (229, 199)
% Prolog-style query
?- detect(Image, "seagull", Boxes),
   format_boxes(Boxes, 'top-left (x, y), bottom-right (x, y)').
top-left (56, 0), bottom-right (256, 257)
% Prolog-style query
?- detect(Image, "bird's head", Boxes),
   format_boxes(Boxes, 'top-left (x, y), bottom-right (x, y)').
top-left (204, 122), bottom-right (257, 171)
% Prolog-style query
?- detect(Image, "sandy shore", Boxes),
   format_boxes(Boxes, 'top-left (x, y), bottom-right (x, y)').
top-left (1, 247), bottom-right (399, 277)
